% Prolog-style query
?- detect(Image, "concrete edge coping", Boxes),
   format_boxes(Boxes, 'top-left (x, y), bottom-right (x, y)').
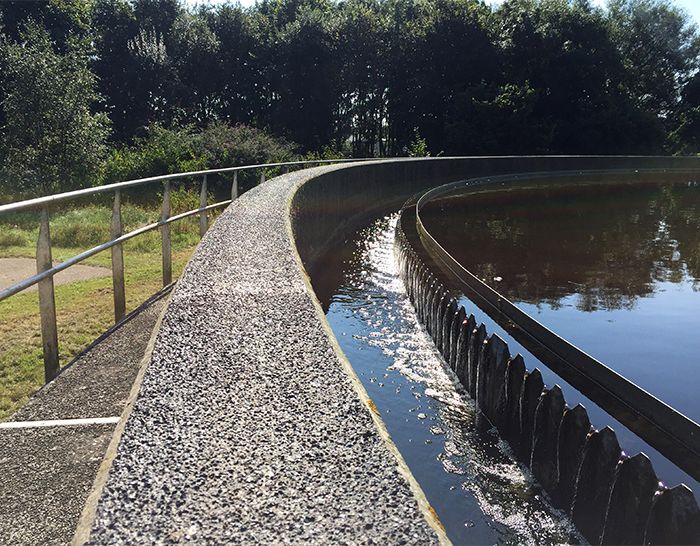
top-left (72, 289), bottom-right (174, 545)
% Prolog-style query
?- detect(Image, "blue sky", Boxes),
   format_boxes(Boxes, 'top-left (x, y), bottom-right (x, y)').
top-left (184, 0), bottom-right (700, 24)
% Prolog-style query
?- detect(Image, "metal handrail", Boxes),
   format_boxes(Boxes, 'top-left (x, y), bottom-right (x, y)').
top-left (0, 157), bottom-right (378, 382)
top-left (0, 158), bottom-right (373, 214)
top-left (414, 168), bottom-right (700, 481)
top-left (0, 201), bottom-right (229, 301)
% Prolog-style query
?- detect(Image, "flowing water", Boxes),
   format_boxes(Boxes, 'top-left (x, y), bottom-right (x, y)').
top-left (419, 178), bottom-right (700, 496)
top-left (313, 178), bottom-right (700, 542)
top-left (314, 216), bottom-right (580, 545)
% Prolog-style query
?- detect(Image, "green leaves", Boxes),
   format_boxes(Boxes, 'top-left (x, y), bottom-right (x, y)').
top-left (3, 0), bottom-right (700, 199)
top-left (0, 23), bottom-right (109, 196)
top-left (103, 122), bottom-right (297, 189)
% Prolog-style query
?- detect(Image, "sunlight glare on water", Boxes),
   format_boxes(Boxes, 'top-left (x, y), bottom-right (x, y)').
top-left (321, 215), bottom-right (580, 545)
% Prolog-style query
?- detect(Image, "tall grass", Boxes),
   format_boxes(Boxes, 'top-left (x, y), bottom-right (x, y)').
top-left (0, 187), bottom-right (210, 253)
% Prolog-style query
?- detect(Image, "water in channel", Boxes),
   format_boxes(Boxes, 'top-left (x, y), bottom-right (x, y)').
top-left (313, 216), bottom-right (580, 545)
top-left (419, 178), bottom-right (700, 496)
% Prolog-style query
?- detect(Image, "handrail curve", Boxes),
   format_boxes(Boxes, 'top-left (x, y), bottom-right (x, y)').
top-left (0, 157), bottom-right (380, 382)
top-left (0, 158), bottom-right (376, 214)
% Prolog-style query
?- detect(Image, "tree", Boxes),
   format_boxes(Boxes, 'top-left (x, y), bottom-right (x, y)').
top-left (383, 0), bottom-right (435, 154)
top-left (0, 24), bottom-right (110, 195)
top-left (0, 0), bottom-right (95, 132)
top-left (93, 0), bottom-right (139, 142)
top-left (93, 0), bottom-right (184, 143)
top-left (670, 71), bottom-right (700, 154)
top-left (337, 0), bottom-right (388, 156)
top-left (608, 0), bottom-right (700, 116)
top-left (170, 11), bottom-right (221, 125)
top-left (607, 0), bottom-right (700, 151)
top-left (425, 0), bottom-right (500, 154)
top-left (261, 0), bottom-right (343, 151)
top-left (4, 0), bottom-right (700, 163)
top-left (0, 0), bottom-right (94, 52)
top-left (205, 4), bottom-right (262, 126)
top-left (491, 0), bottom-right (667, 154)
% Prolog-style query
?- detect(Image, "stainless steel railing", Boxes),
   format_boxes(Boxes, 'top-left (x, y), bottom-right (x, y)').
top-left (0, 158), bottom-right (375, 382)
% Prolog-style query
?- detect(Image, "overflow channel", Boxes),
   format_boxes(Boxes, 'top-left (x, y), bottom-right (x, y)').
top-left (395, 169), bottom-right (700, 544)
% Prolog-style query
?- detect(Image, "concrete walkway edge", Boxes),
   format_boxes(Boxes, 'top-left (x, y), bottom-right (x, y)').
top-left (72, 291), bottom-right (172, 545)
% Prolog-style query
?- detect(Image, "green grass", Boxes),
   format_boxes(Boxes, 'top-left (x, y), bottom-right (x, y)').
top-left (0, 195), bottom-right (216, 419)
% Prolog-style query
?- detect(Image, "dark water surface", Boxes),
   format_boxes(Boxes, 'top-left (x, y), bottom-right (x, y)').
top-left (420, 179), bottom-right (700, 496)
top-left (314, 217), bottom-right (580, 545)
top-left (421, 181), bottom-right (700, 421)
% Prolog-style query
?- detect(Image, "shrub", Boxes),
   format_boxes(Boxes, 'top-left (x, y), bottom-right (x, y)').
top-left (104, 122), bottom-right (300, 197)
top-left (103, 124), bottom-right (206, 187)
top-left (193, 122), bottom-right (297, 168)
top-left (0, 227), bottom-right (30, 248)
top-left (407, 129), bottom-right (430, 157)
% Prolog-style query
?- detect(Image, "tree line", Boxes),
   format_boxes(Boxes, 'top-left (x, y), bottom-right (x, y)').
top-left (1, 0), bottom-right (699, 196)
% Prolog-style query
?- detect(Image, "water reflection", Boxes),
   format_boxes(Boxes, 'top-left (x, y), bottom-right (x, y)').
top-left (317, 216), bottom-right (579, 544)
top-left (420, 179), bottom-right (700, 423)
top-left (422, 181), bottom-right (700, 311)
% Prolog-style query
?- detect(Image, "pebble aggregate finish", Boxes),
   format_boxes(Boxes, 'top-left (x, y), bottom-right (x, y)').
top-left (87, 168), bottom-right (440, 544)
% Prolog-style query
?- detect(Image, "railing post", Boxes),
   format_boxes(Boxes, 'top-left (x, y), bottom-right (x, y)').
top-left (231, 171), bottom-right (238, 201)
top-left (111, 189), bottom-right (126, 323)
top-left (161, 180), bottom-right (172, 286)
top-left (259, 170), bottom-right (265, 185)
top-left (37, 206), bottom-right (59, 383)
top-left (199, 174), bottom-right (208, 238)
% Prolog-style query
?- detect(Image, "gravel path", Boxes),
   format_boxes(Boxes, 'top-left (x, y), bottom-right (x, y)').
top-left (85, 167), bottom-right (442, 545)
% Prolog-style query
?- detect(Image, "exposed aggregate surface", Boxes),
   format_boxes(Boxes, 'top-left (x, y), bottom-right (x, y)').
top-left (87, 168), bottom-right (439, 544)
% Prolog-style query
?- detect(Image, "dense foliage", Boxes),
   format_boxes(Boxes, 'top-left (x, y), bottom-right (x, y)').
top-left (1, 0), bottom-right (699, 196)
top-left (0, 22), bottom-right (109, 194)
top-left (103, 122), bottom-right (296, 182)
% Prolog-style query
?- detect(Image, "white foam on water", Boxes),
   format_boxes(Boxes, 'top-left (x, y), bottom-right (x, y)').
top-left (330, 215), bottom-right (583, 544)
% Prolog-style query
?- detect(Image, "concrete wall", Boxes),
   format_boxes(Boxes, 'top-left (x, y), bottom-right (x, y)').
top-left (290, 156), bottom-right (700, 273)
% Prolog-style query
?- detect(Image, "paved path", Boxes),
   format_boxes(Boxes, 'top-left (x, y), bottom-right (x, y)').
top-left (83, 167), bottom-right (443, 544)
top-left (0, 257), bottom-right (110, 292)
top-left (0, 294), bottom-right (167, 545)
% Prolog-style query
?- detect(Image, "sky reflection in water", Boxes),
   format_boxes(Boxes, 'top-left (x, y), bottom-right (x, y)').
top-left (420, 180), bottom-right (700, 423)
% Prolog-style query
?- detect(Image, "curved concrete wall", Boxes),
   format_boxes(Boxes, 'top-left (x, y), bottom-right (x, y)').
top-left (81, 156), bottom-right (700, 544)
top-left (291, 156), bottom-right (700, 272)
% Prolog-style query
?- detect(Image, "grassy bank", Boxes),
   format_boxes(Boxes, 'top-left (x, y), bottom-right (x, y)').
top-left (0, 196), bottom-right (212, 419)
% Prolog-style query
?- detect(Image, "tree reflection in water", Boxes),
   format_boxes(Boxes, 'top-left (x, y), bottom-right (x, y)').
top-left (422, 180), bottom-right (700, 312)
